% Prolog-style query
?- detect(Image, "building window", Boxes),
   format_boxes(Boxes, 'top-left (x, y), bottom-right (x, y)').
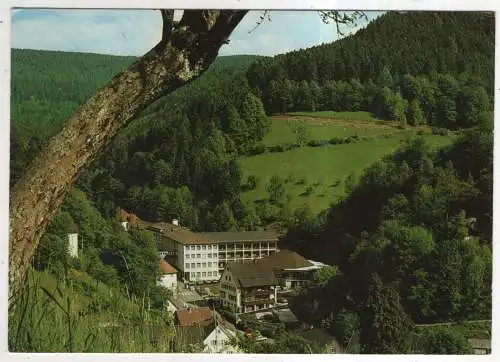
top-left (185, 245), bottom-right (189, 250)
top-left (208, 271), bottom-right (212, 276)
top-left (207, 253), bottom-right (211, 258)
top-left (208, 245), bottom-right (212, 250)
top-left (202, 262), bottom-right (207, 268)
top-left (214, 271), bottom-right (218, 278)
top-left (191, 254), bottom-right (196, 259)
top-left (191, 246), bottom-right (195, 250)
top-left (197, 263), bottom-right (201, 268)
top-left (208, 262), bottom-right (212, 267)
top-left (186, 254), bottom-right (190, 259)
top-left (196, 272), bottom-right (201, 278)
top-left (202, 272), bottom-right (206, 277)
top-left (202, 245), bottom-right (207, 250)
top-left (185, 263), bottom-right (189, 269)
top-left (191, 263), bottom-right (195, 268)
top-left (196, 254), bottom-right (201, 259)
top-left (213, 245), bottom-right (217, 250)
top-left (197, 245), bottom-right (201, 250)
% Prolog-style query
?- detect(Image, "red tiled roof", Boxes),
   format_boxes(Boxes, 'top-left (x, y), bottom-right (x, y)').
top-left (160, 260), bottom-right (177, 274)
top-left (176, 307), bottom-right (213, 327)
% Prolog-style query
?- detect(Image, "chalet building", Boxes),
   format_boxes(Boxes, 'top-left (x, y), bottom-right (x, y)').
top-left (259, 249), bottom-right (327, 291)
top-left (143, 220), bottom-right (219, 283)
top-left (200, 231), bottom-right (279, 272)
top-left (219, 262), bottom-right (278, 317)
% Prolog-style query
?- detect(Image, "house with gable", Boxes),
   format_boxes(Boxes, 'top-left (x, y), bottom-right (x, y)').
top-left (219, 262), bottom-right (278, 317)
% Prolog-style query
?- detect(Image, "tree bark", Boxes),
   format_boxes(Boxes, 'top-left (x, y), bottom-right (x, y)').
top-left (9, 10), bottom-right (247, 294)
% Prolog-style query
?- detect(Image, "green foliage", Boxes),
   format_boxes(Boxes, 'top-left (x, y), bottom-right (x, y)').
top-left (266, 174), bottom-right (286, 204)
top-left (9, 269), bottom-right (176, 352)
top-left (360, 275), bottom-right (413, 353)
top-left (421, 327), bottom-right (473, 354)
top-left (312, 265), bottom-right (341, 288)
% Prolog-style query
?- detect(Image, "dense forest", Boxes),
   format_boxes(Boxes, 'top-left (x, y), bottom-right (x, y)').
top-left (246, 12), bottom-right (494, 129)
top-left (285, 127), bottom-right (493, 352)
top-left (10, 10), bottom-right (494, 353)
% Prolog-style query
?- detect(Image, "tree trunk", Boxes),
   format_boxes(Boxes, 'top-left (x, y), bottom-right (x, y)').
top-left (9, 10), bottom-right (247, 294)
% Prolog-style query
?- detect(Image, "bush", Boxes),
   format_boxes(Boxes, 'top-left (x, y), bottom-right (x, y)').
top-left (307, 139), bottom-right (329, 147)
top-left (249, 144), bottom-right (267, 155)
top-left (431, 127), bottom-right (449, 136)
top-left (421, 327), bottom-right (473, 354)
top-left (269, 144), bottom-right (285, 153)
top-left (246, 175), bottom-right (259, 190)
top-left (328, 137), bottom-right (344, 145)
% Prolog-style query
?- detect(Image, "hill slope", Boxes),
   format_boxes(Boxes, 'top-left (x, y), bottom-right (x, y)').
top-left (248, 11), bottom-right (494, 90)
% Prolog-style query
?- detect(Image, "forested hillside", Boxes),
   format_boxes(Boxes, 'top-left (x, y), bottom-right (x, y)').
top-left (247, 12), bottom-right (494, 130)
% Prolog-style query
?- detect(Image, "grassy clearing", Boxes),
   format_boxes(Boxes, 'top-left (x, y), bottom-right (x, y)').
top-left (241, 134), bottom-right (453, 213)
top-left (262, 117), bottom-right (399, 146)
top-left (288, 111), bottom-right (382, 122)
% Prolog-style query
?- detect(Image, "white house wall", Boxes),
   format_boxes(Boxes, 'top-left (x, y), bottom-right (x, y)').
top-left (182, 243), bottom-right (219, 283)
top-left (158, 273), bottom-right (177, 291)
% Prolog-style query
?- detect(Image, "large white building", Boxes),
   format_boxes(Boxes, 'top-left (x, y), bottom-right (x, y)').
top-left (200, 231), bottom-right (279, 272)
top-left (144, 221), bottom-right (219, 283)
top-left (142, 220), bottom-right (279, 284)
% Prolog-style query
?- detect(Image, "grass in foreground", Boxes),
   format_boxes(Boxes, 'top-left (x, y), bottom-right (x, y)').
top-left (9, 269), bottom-right (175, 352)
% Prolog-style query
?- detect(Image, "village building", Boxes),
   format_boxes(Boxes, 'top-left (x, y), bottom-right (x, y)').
top-left (157, 259), bottom-right (178, 292)
top-left (259, 249), bottom-right (327, 291)
top-left (200, 231), bottom-right (279, 272)
top-left (142, 220), bottom-right (219, 283)
top-left (140, 218), bottom-right (279, 284)
top-left (219, 262), bottom-right (278, 317)
top-left (468, 338), bottom-right (491, 354)
top-left (173, 307), bottom-right (241, 353)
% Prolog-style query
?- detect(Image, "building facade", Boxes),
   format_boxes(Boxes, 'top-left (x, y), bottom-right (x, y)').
top-left (219, 262), bottom-right (278, 316)
top-left (144, 221), bottom-right (219, 283)
top-left (200, 231), bottom-right (279, 272)
top-left (157, 259), bottom-right (178, 291)
top-left (260, 250), bottom-right (327, 291)
top-left (67, 233), bottom-right (78, 258)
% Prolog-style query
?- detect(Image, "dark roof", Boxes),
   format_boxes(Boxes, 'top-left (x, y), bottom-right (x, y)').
top-left (176, 307), bottom-right (213, 327)
top-left (165, 229), bottom-right (213, 245)
top-left (174, 324), bottom-right (214, 350)
top-left (201, 231), bottom-right (278, 243)
top-left (274, 308), bottom-right (299, 324)
top-left (227, 262), bottom-right (278, 288)
top-left (160, 260), bottom-right (177, 274)
top-left (257, 249), bottom-right (313, 270)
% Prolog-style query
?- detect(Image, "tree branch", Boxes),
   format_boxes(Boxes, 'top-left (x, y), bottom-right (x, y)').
top-left (9, 9), bottom-right (248, 294)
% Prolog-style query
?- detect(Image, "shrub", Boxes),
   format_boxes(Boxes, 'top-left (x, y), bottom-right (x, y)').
top-left (431, 127), bottom-right (449, 136)
top-left (328, 137), bottom-right (344, 145)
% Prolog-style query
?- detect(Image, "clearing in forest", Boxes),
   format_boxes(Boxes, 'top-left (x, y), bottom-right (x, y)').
top-left (263, 111), bottom-right (408, 146)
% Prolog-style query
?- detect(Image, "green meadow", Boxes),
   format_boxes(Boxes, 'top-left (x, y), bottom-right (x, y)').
top-left (241, 112), bottom-right (453, 213)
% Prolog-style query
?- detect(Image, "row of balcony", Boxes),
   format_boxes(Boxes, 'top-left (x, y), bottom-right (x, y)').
top-left (218, 245), bottom-right (277, 251)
